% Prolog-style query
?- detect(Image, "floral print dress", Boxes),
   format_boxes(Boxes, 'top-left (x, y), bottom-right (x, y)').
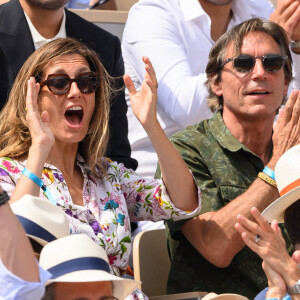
top-left (0, 155), bottom-right (201, 278)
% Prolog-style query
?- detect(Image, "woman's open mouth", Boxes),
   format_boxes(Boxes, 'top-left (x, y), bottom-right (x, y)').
top-left (64, 106), bottom-right (84, 126)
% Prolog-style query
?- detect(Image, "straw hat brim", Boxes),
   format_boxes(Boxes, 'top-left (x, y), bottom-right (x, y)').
top-left (202, 293), bottom-right (248, 300)
top-left (27, 234), bottom-right (49, 247)
top-left (46, 269), bottom-right (140, 299)
top-left (262, 186), bottom-right (300, 223)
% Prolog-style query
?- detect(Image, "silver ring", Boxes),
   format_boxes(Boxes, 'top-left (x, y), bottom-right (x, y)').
top-left (255, 235), bottom-right (261, 243)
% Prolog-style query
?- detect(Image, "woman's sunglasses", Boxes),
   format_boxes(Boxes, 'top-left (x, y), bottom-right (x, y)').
top-left (220, 54), bottom-right (288, 74)
top-left (39, 72), bottom-right (100, 96)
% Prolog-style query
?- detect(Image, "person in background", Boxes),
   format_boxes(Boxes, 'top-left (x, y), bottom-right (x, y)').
top-left (66, 0), bottom-right (116, 10)
top-left (0, 0), bottom-right (137, 170)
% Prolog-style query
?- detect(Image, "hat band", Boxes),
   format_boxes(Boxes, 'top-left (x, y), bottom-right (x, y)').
top-left (279, 178), bottom-right (300, 196)
top-left (48, 257), bottom-right (110, 279)
top-left (17, 215), bottom-right (57, 243)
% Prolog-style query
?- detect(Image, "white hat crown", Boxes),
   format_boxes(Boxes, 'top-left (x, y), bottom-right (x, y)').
top-left (39, 234), bottom-right (139, 299)
top-left (275, 145), bottom-right (300, 195)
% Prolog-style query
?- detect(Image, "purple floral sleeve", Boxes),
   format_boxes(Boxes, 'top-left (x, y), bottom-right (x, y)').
top-left (105, 161), bottom-right (201, 222)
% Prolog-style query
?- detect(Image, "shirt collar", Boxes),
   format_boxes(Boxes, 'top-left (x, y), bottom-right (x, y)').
top-left (24, 10), bottom-right (66, 50)
top-left (208, 111), bottom-right (244, 152)
top-left (179, 0), bottom-right (206, 21)
top-left (179, 0), bottom-right (253, 23)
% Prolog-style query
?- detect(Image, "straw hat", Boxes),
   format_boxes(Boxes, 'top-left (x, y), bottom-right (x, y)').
top-left (39, 234), bottom-right (140, 299)
top-left (262, 144), bottom-right (300, 223)
top-left (202, 293), bottom-right (248, 300)
top-left (10, 194), bottom-right (70, 246)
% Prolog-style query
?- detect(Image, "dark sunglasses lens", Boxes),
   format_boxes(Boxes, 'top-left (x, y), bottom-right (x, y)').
top-left (263, 55), bottom-right (284, 72)
top-left (77, 73), bottom-right (100, 94)
top-left (47, 76), bottom-right (70, 95)
top-left (234, 55), bottom-right (254, 73)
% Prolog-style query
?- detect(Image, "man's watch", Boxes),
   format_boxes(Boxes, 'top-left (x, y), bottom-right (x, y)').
top-left (288, 279), bottom-right (300, 294)
top-left (0, 191), bottom-right (9, 206)
top-left (290, 40), bottom-right (300, 49)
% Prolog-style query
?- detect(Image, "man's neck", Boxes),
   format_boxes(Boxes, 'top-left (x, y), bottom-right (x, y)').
top-left (222, 109), bottom-right (274, 165)
top-left (19, 0), bottom-right (64, 39)
top-left (198, 0), bottom-right (233, 41)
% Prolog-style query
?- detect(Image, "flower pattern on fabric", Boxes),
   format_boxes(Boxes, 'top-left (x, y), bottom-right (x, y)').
top-left (0, 155), bottom-right (201, 278)
top-left (2, 159), bottom-right (20, 174)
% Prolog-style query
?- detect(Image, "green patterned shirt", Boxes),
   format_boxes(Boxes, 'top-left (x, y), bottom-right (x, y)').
top-left (156, 112), bottom-right (290, 298)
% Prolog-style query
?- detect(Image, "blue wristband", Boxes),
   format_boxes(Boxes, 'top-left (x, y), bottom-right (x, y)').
top-left (263, 166), bottom-right (276, 180)
top-left (22, 168), bottom-right (56, 205)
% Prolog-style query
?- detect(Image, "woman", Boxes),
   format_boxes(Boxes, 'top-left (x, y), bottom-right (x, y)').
top-left (0, 38), bottom-right (200, 278)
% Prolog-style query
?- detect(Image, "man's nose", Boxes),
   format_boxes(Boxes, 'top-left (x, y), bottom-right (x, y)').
top-left (251, 58), bottom-right (267, 80)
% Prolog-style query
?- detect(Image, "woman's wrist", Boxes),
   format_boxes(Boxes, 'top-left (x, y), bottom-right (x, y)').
top-left (27, 146), bottom-right (49, 176)
top-left (266, 286), bottom-right (287, 299)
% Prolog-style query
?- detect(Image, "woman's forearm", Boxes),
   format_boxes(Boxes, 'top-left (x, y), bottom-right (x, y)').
top-left (145, 120), bottom-right (198, 212)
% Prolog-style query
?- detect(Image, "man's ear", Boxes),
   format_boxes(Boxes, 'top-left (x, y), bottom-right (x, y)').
top-left (210, 77), bottom-right (223, 97)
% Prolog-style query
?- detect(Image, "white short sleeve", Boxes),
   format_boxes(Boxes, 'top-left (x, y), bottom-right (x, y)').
top-left (0, 259), bottom-right (51, 300)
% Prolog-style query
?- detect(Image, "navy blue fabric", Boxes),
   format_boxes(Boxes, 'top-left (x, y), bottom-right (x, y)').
top-left (17, 215), bottom-right (56, 243)
top-left (48, 257), bottom-right (110, 279)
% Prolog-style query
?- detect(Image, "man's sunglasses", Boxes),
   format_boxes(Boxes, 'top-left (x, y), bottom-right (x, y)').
top-left (39, 72), bottom-right (100, 96)
top-left (220, 54), bottom-right (288, 74)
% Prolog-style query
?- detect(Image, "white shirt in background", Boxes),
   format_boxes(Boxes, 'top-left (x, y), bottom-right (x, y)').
top-left (24, 11), bottom-right (66, 50)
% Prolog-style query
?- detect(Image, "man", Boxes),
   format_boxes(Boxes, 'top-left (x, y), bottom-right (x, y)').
top-left (0, 0), bottom-right (137, 170)
top-left (0, 191), bottom-right (139, 299)
top-left (156, 18), bottom-right (300, 298)
top-left (122, 0), bottom-right (300, 178)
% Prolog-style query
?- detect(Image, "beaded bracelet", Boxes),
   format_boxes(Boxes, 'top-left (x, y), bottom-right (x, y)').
top-left (258, 172), bottom-right (277, 188)
top-left (22, 168), bottom-right (56, 204)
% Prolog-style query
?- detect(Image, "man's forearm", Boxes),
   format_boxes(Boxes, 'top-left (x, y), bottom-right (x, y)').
top-left (0, 200), bottom-right (39, 282)
top-left (182, 177), bottom-right (279, 267)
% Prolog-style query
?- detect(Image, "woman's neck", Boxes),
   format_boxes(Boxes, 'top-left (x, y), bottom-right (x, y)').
top-left (46, 141), bottom-right (79, 175)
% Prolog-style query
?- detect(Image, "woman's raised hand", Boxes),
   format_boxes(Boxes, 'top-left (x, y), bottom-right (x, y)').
top-left (235, 207), bottom-right (289, 269)
top-left (124, 56), bottom-right (158, 130)
top-left (26, 77), bottom-right (55, 153)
